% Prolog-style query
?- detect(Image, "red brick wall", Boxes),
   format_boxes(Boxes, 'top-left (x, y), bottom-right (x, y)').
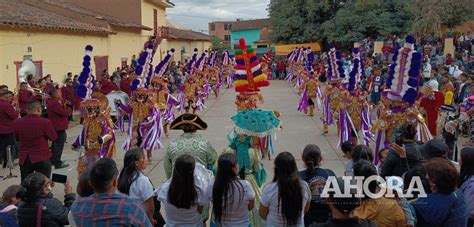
top-left (209, 22), bottom-right (231, 41)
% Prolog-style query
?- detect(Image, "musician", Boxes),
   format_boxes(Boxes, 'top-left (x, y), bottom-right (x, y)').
top-left (43, 74), bottom-right (55, 95)
top-left (18, 82), bottom-right (35, 117)
top-left (26, 74), bottom-right (37, 88)
top-left (0, 90), bottom-right (19, 168)
top-left (47, 89), bottom-right (72, 169)
top-left (61, 78), bottom-right (75, 121)
top-left (14, 100), bottom-right (56, 181)
top-left (100, 75), bottom-right (119, 95)
top-left (35, 78), bottom-right (49, 118)
top-left (119, 72), bottom-right (131, 96)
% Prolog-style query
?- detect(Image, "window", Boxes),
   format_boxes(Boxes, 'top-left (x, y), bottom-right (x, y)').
top-left (256, 44), bottom-right (268, 48)
top-left (210, 24), bottom-right (215, 31)
top-left (224, 23), bottom-right (232, 30)
top-left (153, 9), bottom-right (158, 35)
top-left (224, 35), bottom-right (230, 41)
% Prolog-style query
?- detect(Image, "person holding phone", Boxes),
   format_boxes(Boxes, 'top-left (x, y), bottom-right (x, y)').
top-left (16, 172), bottom-right (75, 226)
top-left (380, 122), bottom-right (423, 178)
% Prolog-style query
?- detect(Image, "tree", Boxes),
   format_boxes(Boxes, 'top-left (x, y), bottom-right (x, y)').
top-left (411, 0), bottom-right (474, 35)
top-left (210, 36), bottom-right (229, 52)
top-left (269, 0), bottom-right (346, 44)
top-left (320, 0), bottom-right (412, 46)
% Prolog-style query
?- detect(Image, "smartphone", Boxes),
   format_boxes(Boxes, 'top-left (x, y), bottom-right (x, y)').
top-left (51, 173), bottom-right (68, 184)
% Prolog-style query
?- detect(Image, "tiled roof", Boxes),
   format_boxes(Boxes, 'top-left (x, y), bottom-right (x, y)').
top-left (168, 27), bottom-right (210, 41)
top-left (231, 18), bottom-right (271, 31)
top-left (0, 0), bottom-right (151, 34)
top-left (0, 0), bottom-right (111, 34)
top-left (44, 0), bottom-right (152, 30)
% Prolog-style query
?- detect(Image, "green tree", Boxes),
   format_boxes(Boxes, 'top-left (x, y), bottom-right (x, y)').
top-left (320, 0), bottom-right (412, 46)
top-left (411, 0), bottom-right (474, 35)
top-left (210, 36), bottom-right (229, 52)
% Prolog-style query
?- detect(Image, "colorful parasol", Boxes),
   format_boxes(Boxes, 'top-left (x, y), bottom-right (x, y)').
top-left (230, 109), bottom-right (281, 138)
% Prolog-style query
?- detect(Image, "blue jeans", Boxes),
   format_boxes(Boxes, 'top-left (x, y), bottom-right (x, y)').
top-left (371, 92), bottom-right (381, 105)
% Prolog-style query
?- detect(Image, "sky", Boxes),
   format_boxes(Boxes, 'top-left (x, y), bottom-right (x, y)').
top-left (167, 0), bottom-right (270, 34)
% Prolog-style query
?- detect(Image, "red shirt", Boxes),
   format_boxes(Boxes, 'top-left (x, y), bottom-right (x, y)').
top-left (44, 83), bottom-right (54, 95)
top-left (47, 98), bottom-right (72, 131)
top-left (100, 79), bottom-right (118, 95)
top-left (61, 85), bottom-right (75, 104)
top-left (14, 115), bottom-right (57, 165)
top-left (18, 90), bottom-right (35, 114)
top-left (0, 99), bottom-right (19, 134)
top-left (120, 78), bottom-right (131, 96)
top-left (27, 80), bottom-right (37, 88)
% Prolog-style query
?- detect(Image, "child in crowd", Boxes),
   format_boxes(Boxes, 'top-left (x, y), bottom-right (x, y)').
top-left (299, 144), bottom-right (336, 225)
top-left (341, 141), bottom-right (355, 174)
top-left (0, 185), bottom-right (21, 226)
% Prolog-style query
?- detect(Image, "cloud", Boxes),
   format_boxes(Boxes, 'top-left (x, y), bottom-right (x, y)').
top-left (167, 0), bottom-right (270, 33)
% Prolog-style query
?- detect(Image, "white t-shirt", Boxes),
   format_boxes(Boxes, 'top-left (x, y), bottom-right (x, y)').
top-left (128, 172), bottom-right (155, 206)
top-left (260, 180), bottom-right (311, 227)
top-left (422, 64), bottom-right (431, 79)
top-left (158, 179), bottom-right (208, 227)
top-left (206, 179), bottom-right (255, 227)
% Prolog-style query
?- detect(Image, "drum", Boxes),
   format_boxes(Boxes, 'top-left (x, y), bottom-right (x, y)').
top-left (106, 91), bottom-right (129, 116)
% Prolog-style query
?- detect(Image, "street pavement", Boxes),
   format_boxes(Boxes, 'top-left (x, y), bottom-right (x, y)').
top-left (0, 80), bottom-right (347, 199)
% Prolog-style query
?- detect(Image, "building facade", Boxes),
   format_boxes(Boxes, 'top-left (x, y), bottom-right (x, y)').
top-left (0, 0), bottom-right (182, 88)
top-left (229, 18), bottom-right (273, 56)
top-left (208, 21), bottom-right (233, 45)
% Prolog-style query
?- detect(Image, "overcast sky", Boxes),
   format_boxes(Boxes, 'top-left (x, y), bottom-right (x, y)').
top-left (167, 0), bottom-right (270, 34)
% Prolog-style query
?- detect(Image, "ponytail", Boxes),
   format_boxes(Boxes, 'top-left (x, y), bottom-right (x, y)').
top-left (302, 144), bottom-right (322, 175)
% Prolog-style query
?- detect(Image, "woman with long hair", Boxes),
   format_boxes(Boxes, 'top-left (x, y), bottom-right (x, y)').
top-left (158, 154), bottom-right (208, 226)
top-left (208, 153), bottom-right (255, 226)
top-left (259, 152), bottom-right (311, 226)
top-left (117, 148), bottom-right (156, 223)
top-left (16, 172), bottom-right (75, 227)
top-left (227, 134), bottom-right (266, 226)
top-left (459, 147), bottom-right (474, 225)
top-left (298, 144), bottom-right (336, 225)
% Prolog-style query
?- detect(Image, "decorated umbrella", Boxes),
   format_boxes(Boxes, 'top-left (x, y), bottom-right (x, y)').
top-left (231, 109), bottom-right (281, 138)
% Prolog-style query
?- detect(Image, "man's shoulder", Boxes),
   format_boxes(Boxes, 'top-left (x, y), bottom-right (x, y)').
top-left (73, 193), bottom-right (141, 210)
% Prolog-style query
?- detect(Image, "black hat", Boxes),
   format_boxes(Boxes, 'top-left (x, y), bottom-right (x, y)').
top-left (420, 139), bottom-right (449, 159)
top-left (170, 113), bottom-right (207, 131)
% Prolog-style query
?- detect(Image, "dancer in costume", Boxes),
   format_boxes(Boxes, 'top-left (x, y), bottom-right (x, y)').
top-left (73, 45), bottom-right (116, 176)
top-left (337, 47), bottom-right (372, 146)
top-left (207, 51), bottom-right (221, 98)
top-left (151, 49), bottom-right (179, 137)
top-left (116, 43), bottom-right (162, 162)
top-left (373, 35), bottom-right (432, 165)
top-left (321, 44), bottom-right (345, 134)
top-left (297, 69), bottom-right (322, 117)
top-left (221, 50), bottom-right (233, 88)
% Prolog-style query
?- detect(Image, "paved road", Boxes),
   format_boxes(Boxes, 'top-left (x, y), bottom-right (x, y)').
top-left (0, 80), bottom-right (347, 198)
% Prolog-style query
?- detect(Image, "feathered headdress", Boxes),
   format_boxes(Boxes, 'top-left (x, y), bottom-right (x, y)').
top-left (326, 44), bottom-right (344, 81)
top-left (77, 45), bottom-right (95, 99)
top-left (233, 38), bottom-right (269, 93)
top-left (348, 48), bottom-right (364, 91)
top-left (132, 43), bottom-right (154, 91)
top-left (195, 50), bottom-right (207, 71)
top-left (385, 35), bottom-right (421, 104)
top-left (260, 50), bottom-right (273, 65)
top-left (222, 50), bottom-right (230, 66)
top-left (154, 48), bottom-right (175, 78)
top-left (187, 48), bottom-right (199, 74)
